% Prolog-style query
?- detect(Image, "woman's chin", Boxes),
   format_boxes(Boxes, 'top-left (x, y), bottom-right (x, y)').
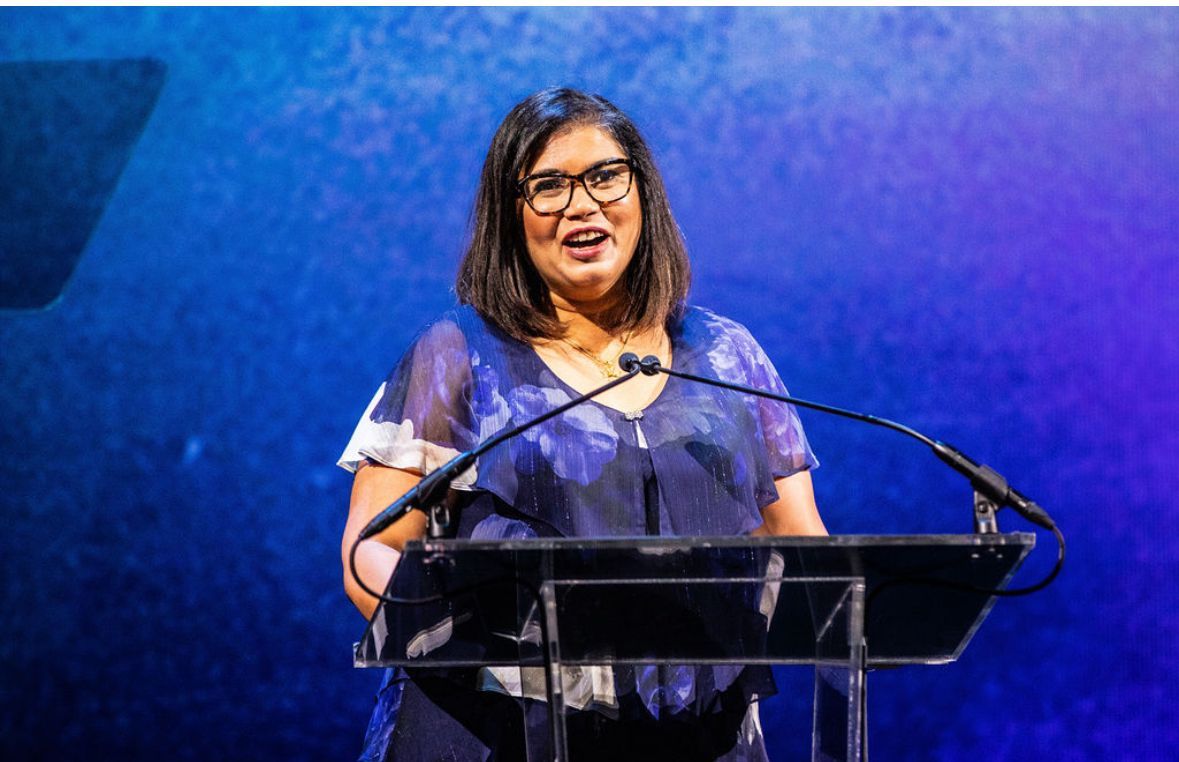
top-left (551, 280), bottom-right (624, 312)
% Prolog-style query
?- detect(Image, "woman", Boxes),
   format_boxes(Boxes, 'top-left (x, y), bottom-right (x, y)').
top-left (339, 88), bottom-right (826, 761)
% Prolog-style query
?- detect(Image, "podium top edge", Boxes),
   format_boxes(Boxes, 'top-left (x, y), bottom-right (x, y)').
top-left (412, 533), bottom-right (1036, 554)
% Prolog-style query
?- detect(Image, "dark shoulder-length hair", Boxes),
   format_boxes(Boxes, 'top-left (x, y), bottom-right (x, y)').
top-left (455, 87), bottom-right (690, 342)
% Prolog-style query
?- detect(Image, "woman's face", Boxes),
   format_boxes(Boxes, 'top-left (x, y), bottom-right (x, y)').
top-left (519, 125), bottom-right (642, 311)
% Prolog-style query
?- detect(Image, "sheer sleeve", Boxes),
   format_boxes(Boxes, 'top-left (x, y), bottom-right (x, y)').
top-left (336, 316), bottom-right (479, 487)
top-left (693, 310), bottom-right (819, 481)
top-left (731, 323), bottom-right (819, 478)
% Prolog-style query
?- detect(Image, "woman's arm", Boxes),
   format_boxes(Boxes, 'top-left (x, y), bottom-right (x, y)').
top-left (751, 470), bottom-right (827, 537)
top-left (340, 462), bottom-right (428, 620)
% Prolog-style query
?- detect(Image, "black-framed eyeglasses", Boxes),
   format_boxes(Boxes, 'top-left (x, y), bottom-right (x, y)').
top-left (517, 158), bottom-right (634, 215)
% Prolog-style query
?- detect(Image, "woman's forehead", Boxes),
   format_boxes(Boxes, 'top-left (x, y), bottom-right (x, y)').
top-left (526, 125), bottom-right (625, 174)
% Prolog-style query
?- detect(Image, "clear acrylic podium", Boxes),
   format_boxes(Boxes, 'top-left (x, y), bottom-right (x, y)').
top-left (354, 534), bottom-right (1034, 761)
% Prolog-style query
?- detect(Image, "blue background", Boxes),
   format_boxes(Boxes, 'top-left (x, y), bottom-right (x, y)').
top-left (2, 8), bottom-right (1176, 760)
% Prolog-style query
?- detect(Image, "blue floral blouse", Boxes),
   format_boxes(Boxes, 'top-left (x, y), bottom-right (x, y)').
top-left (338, 304), bottom-right (818, 760)
top-left (339, 305), bottom-right (817, 538)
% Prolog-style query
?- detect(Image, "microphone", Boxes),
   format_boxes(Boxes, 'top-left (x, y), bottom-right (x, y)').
top-left (358, 360), bottom-right (643, 542)
top-left (618, 352), bottom-right (642, 373)
top-left (630, 354), bottom-right (1056, 532)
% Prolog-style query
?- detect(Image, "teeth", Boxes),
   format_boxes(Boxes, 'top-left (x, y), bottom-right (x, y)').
top-left (567, 230), bottom-right (605, 244)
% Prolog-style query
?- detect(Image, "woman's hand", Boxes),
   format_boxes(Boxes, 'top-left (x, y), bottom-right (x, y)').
top-left (752, 470), bottom-right (827, 537)
top-left (340, 462), bottom-right (428, 619)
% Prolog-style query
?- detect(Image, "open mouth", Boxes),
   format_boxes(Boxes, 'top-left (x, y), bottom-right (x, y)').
top-left (563, 231), bottom-right (609, 249)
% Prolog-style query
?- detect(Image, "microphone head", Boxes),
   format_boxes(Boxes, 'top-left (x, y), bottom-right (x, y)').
top-left (618, 352), bottom-right (641, 373)
top-left (639, 355), bottom-right (662, 375)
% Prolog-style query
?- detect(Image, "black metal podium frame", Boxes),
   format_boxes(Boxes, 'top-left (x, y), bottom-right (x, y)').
top-left (355, 533), bottom-right (1034, 761)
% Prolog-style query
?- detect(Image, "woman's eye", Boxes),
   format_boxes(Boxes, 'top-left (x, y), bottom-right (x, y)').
top-left (588, 169), bottom-right (619, 186)
top-left (589, 166), bottom-right (629, 188)
top-left (531, 178), bottom-right (567, 196)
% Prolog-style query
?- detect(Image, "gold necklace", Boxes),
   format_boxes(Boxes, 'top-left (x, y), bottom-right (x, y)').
top-left (562, 331), bottom-right (633, 379)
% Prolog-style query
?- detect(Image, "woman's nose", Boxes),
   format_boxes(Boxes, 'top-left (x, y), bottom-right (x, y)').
top-left (564, 182), bottom-right (601, 217)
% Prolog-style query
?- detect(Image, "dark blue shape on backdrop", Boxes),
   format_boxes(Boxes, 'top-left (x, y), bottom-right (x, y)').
top-left (0, 58), bottom-right (165, 309)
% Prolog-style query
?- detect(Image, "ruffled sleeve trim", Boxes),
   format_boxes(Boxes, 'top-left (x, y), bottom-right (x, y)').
top-left (336, 381), bottom-right (478, 489)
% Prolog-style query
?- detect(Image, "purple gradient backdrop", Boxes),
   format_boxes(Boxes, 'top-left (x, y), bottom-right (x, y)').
top-left (1, 8), bottom-right (1176, 760)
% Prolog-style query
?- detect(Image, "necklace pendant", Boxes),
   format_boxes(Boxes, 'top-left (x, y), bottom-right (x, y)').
top-left (561, 336), bottom-right (627, 379)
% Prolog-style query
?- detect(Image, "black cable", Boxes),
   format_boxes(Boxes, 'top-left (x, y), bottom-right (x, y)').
top-left (348, 533), bottom-right (539, 611)
top-left (348, 534), bottom-right (521, 606)
top-left (863, 523), bottom-right (1065, 631)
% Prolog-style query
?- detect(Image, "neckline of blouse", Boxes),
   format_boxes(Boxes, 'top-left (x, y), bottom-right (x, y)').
top-left (525, 334), bottom-right (678, 417)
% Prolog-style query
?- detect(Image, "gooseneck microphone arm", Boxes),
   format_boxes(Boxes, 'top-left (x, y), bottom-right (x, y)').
top-left (619, 353), bottom-right (1057, 533)
top-left (356, 364), bottom-right (643, 543)
top-left (621, 352), bottom-right (1063, 595)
